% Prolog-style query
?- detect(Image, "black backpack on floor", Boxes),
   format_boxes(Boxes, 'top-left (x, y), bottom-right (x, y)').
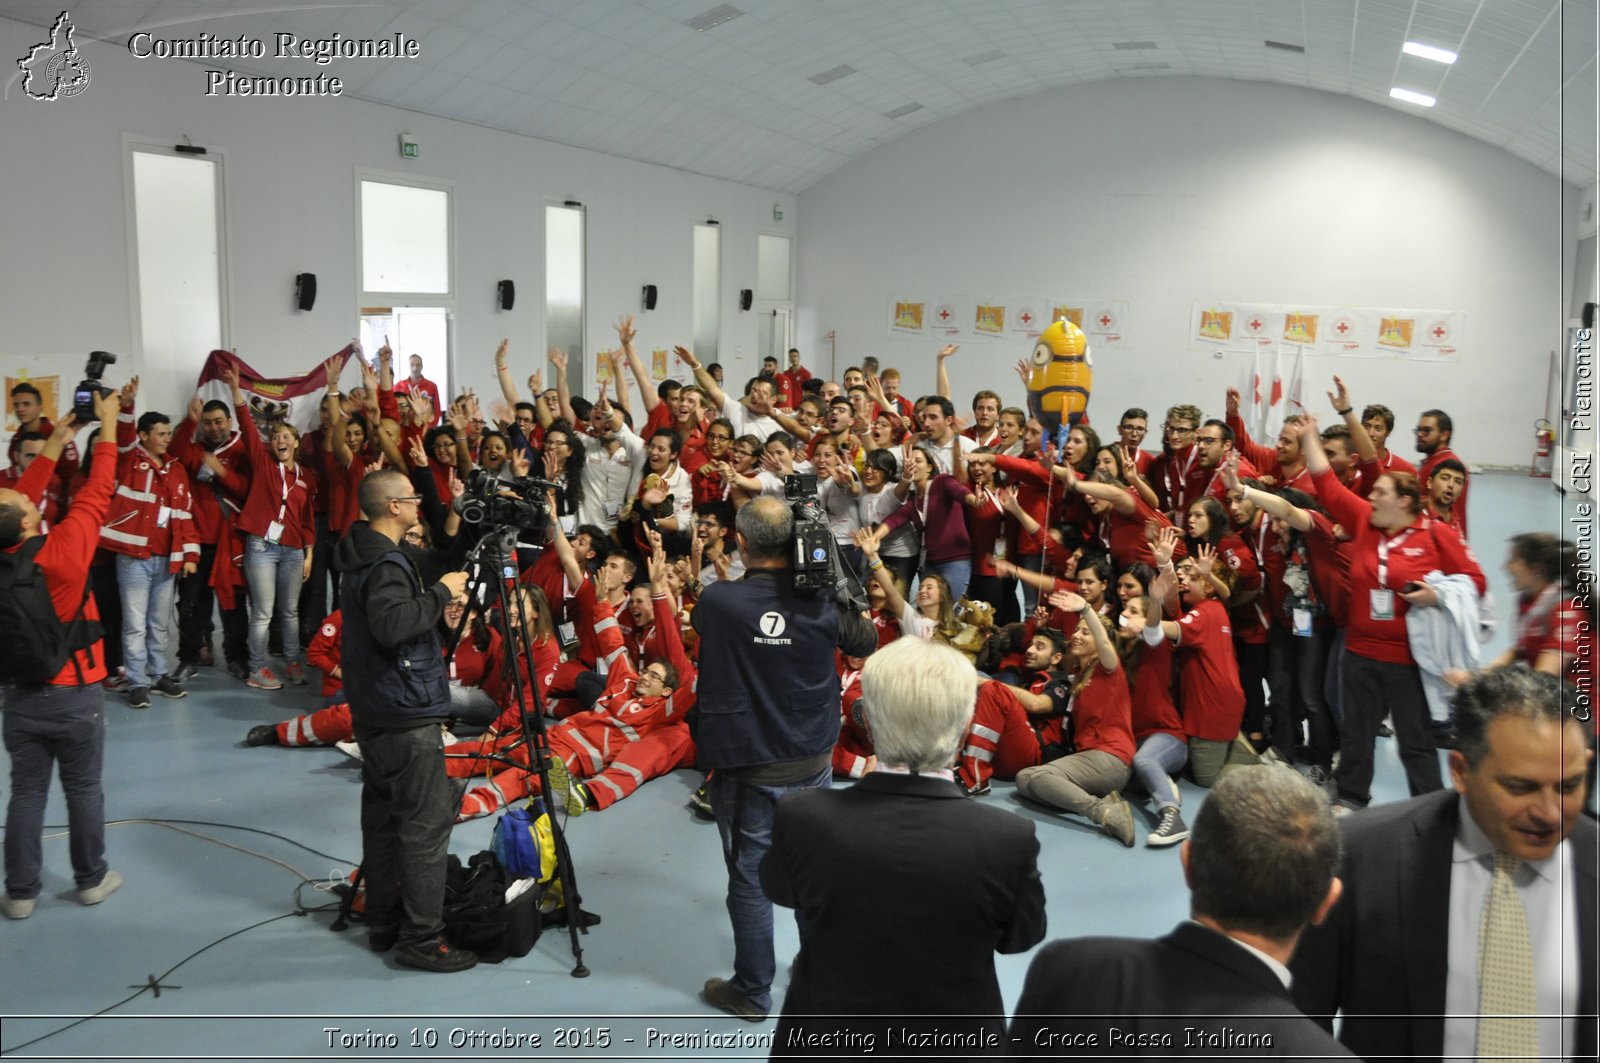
top-left (441, 850), bottom-right (541, 963)
top-left (0, 536), bottom-right (100, 686)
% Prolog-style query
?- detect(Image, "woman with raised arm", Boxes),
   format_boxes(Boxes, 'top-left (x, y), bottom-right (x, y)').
top-left (876, 441), bottom-right (974, 602)
top-left (854, 523), bottom-right (960, 644)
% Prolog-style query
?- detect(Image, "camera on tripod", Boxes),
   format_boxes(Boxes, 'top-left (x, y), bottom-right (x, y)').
top-left (72, 351), bottom-right (117, 422)
top-left (452, 467), bottom-right (555, 537)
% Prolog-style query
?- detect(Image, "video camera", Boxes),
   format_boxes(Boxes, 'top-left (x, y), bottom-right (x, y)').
top-left (452, 467), bottom-right (556, 538)
top-left (72, 351), bottom-right (117, 422)
top-left (784, 473), bottom-right (865, 609)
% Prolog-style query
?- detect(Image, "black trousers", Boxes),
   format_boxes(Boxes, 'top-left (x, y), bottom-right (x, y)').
top-left (1236, 639), bottom-right (1270, 739)
top-left (299, 511), bottom-right (337, 643)
top-left (1266, 624), bottom-right (1335, 765)
top-left (1335, 651), bottom-right (1442, 807)
top-left (178, 543), bottom-right (247, 665)
top-left (90, 561), bottom-right (123, 673)
top-left (354, 721), bottom-right (453, 948)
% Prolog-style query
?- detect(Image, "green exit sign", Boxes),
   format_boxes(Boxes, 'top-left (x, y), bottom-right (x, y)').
top-left (400, 134), bottom-right (418, 159)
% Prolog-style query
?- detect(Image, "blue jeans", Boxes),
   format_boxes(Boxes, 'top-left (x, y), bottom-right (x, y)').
top-left (709, 763), bottom-right (831, 1013)
top-left (244, 535), bottom-right (304, 673)
top-left (116, 554), bottom-right (176, 687)
top-left (925, 558), bottom-right (972, 603)
top-left (4, 683), bottom-right (108, 899)
top-left (1132, 732), bottom-right (1188, 812)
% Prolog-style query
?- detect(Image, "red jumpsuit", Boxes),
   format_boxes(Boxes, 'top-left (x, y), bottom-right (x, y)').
top-left (957, 680), bottom-right (1043, 790)
top-left (453, 594), bottom-right (696, 819)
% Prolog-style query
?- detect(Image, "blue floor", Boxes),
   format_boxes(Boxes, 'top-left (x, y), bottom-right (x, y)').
top-left (0, 472), bottom-right (1566, 1061)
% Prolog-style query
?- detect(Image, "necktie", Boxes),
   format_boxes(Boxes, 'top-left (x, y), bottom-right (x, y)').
top-left (1477, 851), bottom-right (1538, 1062)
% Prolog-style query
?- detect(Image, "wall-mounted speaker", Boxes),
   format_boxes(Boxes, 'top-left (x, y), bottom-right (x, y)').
top-left (642, 284), bottom-right (658, 311)
top-left (295, 273), bottom-right (317, 312)
top-left (739, 289), bottom-right (753, 311)
top-left (1584, 301), bottom-right (1596, 330)
top-left (497, 279), bottom-right (515, 311)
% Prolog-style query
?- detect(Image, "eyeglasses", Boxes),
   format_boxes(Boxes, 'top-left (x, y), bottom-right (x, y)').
top-left (403, 532), bottom-right (425, 543)
top-left (1118, 423), bottom-right (1146, 432)
top-left (1164, 424), bottom-right (1196, 435)
top-left (388, 495), bottom-right (423, 505)
top-left (1196, 434), bottom-right (1224, 445)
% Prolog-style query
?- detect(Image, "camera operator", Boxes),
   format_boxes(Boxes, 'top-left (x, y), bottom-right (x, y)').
top-left (2, 387), bottom-right (123, 919)
top-left (693, 494), bottom-right (877, 1021)
top-left (333, 467), bottom-right (474, 972)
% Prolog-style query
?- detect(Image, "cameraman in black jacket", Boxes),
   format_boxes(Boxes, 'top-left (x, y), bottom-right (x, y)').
top-left (692, 495), bottom-right (877, 1021)
top-left (334, 467), bottom-right (472, 972)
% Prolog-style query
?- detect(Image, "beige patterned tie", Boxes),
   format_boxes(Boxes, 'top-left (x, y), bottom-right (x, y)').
top-left (1477, 851), bottom-right (1538, 1062)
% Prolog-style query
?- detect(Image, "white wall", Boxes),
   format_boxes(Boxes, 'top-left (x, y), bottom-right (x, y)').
top-left (0, 15), bottom-right (796, 427)
top-left (796, 77), bottom-right (1574, 468)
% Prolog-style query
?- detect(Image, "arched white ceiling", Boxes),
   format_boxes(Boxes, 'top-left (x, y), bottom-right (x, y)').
top-left (3, 0), bottom-right (1593, 191)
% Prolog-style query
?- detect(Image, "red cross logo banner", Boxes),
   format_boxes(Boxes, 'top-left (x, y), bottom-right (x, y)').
top-left (1099, 314), bottom-right (1112, 327)
top-left (1020, 312), bottom-right (1032, 324)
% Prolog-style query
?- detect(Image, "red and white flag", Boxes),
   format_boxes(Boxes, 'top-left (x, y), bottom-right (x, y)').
top-left (1243, 346), bottom-right (1265, 437)
top-left (1262, 345), bottom-right (1286, 439)
top-left (194, 347), bottom-right (352, 440)
top-left (1283, 344), bottom-right (1309, 421)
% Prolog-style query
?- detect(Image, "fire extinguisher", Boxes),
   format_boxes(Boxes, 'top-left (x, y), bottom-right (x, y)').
top-left (1531, 419), bottom-right (1555, 478)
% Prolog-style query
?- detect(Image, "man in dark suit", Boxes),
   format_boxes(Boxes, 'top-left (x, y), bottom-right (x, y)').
top-left (1009, 766), bottom-right (1352, 1059)
top-left (760, 637), bottom-right (1046, 1055)
top-left (1292, 667), bottom-right (1597, 1063)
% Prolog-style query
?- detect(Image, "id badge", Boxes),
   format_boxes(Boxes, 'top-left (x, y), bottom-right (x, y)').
top-left (1368, 588), bottom-right (1395, 621)
top-left (1293, 608), bottom-right (1314, 637)
top-left (265, 520), bottom-right (285, 544)
top-left (156, 505), bottom-right (171, 528)
top-left (994, 538), bottom-right (1007, 562)
top-left (558, 621), bottom-right (577, 649)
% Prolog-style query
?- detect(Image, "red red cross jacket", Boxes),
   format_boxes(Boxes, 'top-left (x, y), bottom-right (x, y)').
top-left (99, 445), bottom-right (200, 571)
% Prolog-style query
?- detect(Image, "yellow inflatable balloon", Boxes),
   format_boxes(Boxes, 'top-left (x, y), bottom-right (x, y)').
top-left (1026, 319), bottom-right (1092, 441)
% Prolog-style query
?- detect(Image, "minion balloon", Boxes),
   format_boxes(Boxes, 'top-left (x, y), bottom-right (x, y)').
top-left (1025, 318), bottom-right (1093, 450)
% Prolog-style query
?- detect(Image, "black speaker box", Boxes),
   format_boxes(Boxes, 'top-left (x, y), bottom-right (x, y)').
top-left (295, 273), bottom-right (317, 312)
top-left (739, 289), bottom-right (753, 311)
top-left (498, 279), bottom-right (515, 311)
top-left (642, 284), bottom-right (658, 311)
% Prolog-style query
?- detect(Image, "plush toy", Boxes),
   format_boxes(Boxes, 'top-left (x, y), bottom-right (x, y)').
top-left (949, 596), bottom-right (999, 663)
top-left (1024, 318), bottom-right (1093, 451)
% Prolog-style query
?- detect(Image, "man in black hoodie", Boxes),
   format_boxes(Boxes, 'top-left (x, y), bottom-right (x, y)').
top-left (335, 467), bottom-right (472, 972)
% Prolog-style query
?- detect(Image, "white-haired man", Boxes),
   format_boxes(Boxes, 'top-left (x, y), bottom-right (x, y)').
top-left (761, 638), bottom-right (1046, 1046)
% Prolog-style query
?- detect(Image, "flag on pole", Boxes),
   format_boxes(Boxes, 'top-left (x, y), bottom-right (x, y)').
top-left (1246, 346), bottom-right (1265, 438)
top-left (194, 347), bottom-right (353, 441)
top-left (1262, 345), bottom-right (1286, 439)
top-left (1284, 344), bottom-right (1309, 420)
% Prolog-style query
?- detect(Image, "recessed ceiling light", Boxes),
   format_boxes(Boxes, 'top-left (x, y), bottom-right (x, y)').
top-left (685, 5), bottom-right (743, 32)
top-left (884, 102), bottom-right (924, 119)
top-left (1390, 86), bottom-right (1436, 107)
top-left (1402, 41), bottom-right (1458, 64)
top-left (1264, 40), bottom-right (1306, 54)
top-left (808, 65), bottom-right (857, 85)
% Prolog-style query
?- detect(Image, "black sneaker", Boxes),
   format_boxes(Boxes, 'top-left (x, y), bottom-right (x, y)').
top-left (367, 925), bottom-right (398, 953)
top-left (1306, 764), bottom-right (1335, 792)
top-left (152, 675), bottom-right (187, 699)
top-left (964, 781), bottom-right (992, 797)
top-left (245, 725), bottom-right (280, 747)
top-left (1146, 807), bottom-right (1190, 848)
top-left (394, 935), bottom-right (477, 973)
top-left (198, 644), bottom-right (215, 667)
top-left (127, 686), bottom-right (152, 709)
top-left (172, 662), bottom-right (200, 683)
top-left (226, 659), bottom-right (249, 682)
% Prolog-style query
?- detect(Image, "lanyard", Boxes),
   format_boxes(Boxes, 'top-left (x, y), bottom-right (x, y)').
top-left (840, 669), bottom-right (860, 696)
top-left (1163, 445), bottom-right (1197, 506)
top-left (275, 461), bottom-right (301, 522)
top-left (1375, 526), bottom-right (1419, 588)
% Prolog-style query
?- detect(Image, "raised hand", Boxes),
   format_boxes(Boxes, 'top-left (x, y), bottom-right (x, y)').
top-left (673, 344), bottom-right (700, 370)
top-left (1328, 375), bottom-right (1351, 413)
top-left (938, 343), bottom-right (959, 359)
top-left (323, 354), bottom-right (345, 387)
top-left (1151, 524), bottom-right (1181, 567)
top-left (1048, 590), bottom-right (1088, 614)
top-left (407, 435), bottom-right (428, 468)
top-left (411, 392), bottom-right (434, 427)
top-left (1192, 542), bottom-right (1216, 578)
top-left (614, 314), bottom-right (637, 348)
top-left (494, 338), bottom-right (510, 371)
top-left (547, 347), bottom-right (568, 372)
top-left (1015, 358), bottom-right (1032, 385)
top-left (1226, 387), bottom-right (1241, 417)
top-left (528, 370), bottom-right (543, 394)
top-left (186, 395), bottom-right (204, 424)
top-left (543, 447), bottom-right (561, 481)
top-left (510, 448), bottom-right (531, 478)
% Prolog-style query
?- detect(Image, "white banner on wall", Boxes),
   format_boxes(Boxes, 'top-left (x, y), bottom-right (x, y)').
top-left (932, 296), bottom-right (965, 337)
top-left (1083, 299), bottom-right (1130, 348)
top-left (1190, 302), bottom-right (1467, 360)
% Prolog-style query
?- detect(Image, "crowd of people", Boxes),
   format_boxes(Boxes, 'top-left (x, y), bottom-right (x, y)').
top-left (2, 320), bottom-right (1594, 1043)
top-left (2, 321), bottom-right (1592, 832)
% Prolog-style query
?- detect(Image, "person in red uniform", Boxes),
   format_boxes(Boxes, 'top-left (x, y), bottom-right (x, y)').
top-left (1325, 378), bottom-right (1416, 497)
top-left (393, 355), bottom-right (441, 427)
top-left (168, 394), bottom-right (253, 679)
top-left (1142, 526), bottom-right (1245, 789)
top-left (1116, 593), bottom-right (1190, 846)
top-left (956, 674), bottom-right (1042, 796)
top-left (1413, 408), bottom-right (1469, 537)
top-left (1146, 404), bottom-right (1209, 519)
top-left (831, 652), bottom-right (875, 781)
top-left (8, 381), bottom-right (78, 486)
top-left (100, 406), bottom-right (200, 708)
top-left (1059, 463), bottom-right (1186, 570)
top-left (0, 387), bottom-right (123, 919)
top-left (453, 536), bottom-right (696, 819)
top-left (1421, 458), bottom-right (1468, 540)
top-left (1225, 388), bottom-right (1311, 492)
top-left (1299, 417), bottom-right (1485, 811)
top-left (1012, 593), bottom-right (1139, 847)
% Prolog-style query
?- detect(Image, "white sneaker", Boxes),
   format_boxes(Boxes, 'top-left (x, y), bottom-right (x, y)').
top-left (335, 740), bottom-right (363, 762)
top-left (1, 894), bottom-right (35, 919)
top-left (79, 870), bottom-right (122, 906)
